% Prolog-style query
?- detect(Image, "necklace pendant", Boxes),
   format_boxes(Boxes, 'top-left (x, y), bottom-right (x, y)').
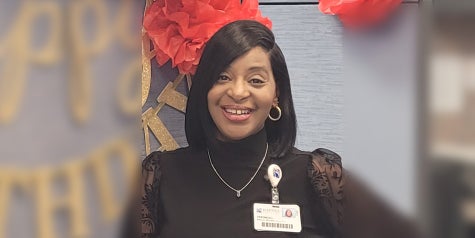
top-left (236, 191), bottom-right (241, 198)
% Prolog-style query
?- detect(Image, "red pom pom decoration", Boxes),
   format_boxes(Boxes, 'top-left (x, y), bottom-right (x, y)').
top-left (319, 0), bottom-right (402, 29)
top-left (143, 0), bottom-right (272, 75)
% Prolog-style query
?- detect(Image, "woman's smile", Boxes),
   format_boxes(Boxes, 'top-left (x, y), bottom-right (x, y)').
top-left (221, 105), bottom-right (254, 121)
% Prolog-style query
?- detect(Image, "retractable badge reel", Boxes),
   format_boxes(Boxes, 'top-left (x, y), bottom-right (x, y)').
top-left (253, 164), bottom-right (302, 233)
top-left (267, 164), bottom-right (282, 204)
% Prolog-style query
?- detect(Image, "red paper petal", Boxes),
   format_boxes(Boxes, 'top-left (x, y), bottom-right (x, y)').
top-left (155, 48), bottom-right (170, 65)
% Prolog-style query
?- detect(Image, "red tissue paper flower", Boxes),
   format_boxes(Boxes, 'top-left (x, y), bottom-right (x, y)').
top-left (319, 0), bottom-right (402, 29)
top-left (143, 0), bottom-right (272, 75)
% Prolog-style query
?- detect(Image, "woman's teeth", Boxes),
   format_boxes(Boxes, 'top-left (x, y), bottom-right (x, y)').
top-left (224, 108), bottom-right (250, 115)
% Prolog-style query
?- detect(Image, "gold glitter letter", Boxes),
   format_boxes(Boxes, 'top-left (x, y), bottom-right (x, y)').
top-left (68, 0), bottom-right (109, 124)
top-left (0, 171), bottom-right (12, 238)
top-left (91, 139), bottom-right (139, 221)
top-left (35, 161), bottom-right (88, 238)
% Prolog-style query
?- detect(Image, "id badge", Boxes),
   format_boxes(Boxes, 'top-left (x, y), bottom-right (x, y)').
top-left (253, 203), bottom-right (302, 233)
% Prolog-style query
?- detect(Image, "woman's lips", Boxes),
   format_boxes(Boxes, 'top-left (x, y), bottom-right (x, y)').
top-left (221, 106), bottom-right (253, 122)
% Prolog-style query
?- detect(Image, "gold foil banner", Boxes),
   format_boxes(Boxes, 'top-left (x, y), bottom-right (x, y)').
top-left (0, 1), bottom-right (61, 124)
top-left (0, 0), bottom-right (142, 237)
top-left (142, 74), bottom-right (188, 155)
top-left (157, 82), bottom-right (188, 113)
top-left (141, 0), bottom-right (189, 155)
top-left (0, 138), bottom-right (138, 238)
top-left (118, 58), bottom-right (142, 115)
top-left (141, 0), bottom-right (155, 107)
top-left (68, 0), bottom-right (109, 124)
top-left (0, 0), bottom-right (139, 125)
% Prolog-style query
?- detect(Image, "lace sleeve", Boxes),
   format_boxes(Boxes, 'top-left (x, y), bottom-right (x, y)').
top-left (140, 152), bottom-right (162, 237)
top-left (307, 148), bottom-right (346, 237)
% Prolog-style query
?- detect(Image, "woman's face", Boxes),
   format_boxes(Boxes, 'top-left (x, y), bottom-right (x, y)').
top-left (207, 47), bottom-right (278, 141)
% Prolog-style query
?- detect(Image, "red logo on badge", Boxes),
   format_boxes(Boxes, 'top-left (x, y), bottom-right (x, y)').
top-left (285, 209), bottom-right (293, 217)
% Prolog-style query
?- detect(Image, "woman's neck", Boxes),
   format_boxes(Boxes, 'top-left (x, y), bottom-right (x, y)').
top-left (207, 129), bottom-right (267, 165)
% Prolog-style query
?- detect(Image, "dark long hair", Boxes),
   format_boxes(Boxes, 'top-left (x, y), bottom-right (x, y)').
top-left (185, 20), bottom-right (296, 158)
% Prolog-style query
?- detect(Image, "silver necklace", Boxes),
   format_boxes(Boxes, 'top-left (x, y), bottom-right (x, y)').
top-left (207, 143), bottom-right (268, 198)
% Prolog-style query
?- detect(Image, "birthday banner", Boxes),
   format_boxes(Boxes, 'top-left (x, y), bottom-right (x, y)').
top-left (0, 0), bottom-right (148, 237)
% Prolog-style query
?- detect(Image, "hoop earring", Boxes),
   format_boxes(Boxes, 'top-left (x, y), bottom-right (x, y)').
top-left (268, 105), bottom-right (282, 121)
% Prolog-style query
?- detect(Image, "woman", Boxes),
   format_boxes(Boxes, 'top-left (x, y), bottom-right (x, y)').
top-left (134, 20), bottom-right (419, 238)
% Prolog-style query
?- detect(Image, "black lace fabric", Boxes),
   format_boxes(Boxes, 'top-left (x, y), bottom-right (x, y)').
top-left (140, 152), bottom-right (162, 237)
top-left (307, 148), bottom-right (346, 237)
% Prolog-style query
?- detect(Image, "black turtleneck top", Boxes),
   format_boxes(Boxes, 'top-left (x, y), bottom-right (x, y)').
top-left (149, 129), bottom-right (330, 238)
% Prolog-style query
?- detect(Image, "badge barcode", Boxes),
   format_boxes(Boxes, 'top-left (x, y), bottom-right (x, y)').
top-left (261, 222), bottom-right (293, 229)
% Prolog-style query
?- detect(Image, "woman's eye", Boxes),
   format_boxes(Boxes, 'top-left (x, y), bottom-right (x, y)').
top-left (218, 75), bottom-right (230, 81)
top-left (250, 78), bottom-right (264, 84)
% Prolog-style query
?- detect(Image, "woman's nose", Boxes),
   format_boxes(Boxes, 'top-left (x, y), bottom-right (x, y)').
top-left (227, 80), bottom-right (250, 101)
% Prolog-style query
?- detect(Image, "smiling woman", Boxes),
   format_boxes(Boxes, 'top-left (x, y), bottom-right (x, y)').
top-left (125, 20), bottom-right (421, 238)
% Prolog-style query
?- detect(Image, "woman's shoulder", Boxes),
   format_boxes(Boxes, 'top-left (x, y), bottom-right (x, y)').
top-left (287, 147), bottom-right (344, 184)
top-left (290, 147), bottom-right (343, 169)
top-left (290, 147), bottom-right (345, 209)
top-left (142, 146), bottom-right (197, 170)
top-left (142, 146), bottom-right (207, 168)
top-left (289, 147), bottom-right (345, 234)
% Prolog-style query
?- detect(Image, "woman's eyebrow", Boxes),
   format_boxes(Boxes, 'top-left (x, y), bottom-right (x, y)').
top-left (247, 66), bottom-right (269, 73)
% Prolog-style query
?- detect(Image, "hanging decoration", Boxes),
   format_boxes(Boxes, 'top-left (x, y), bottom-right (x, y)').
top-left (141, 0), bottom-right (155, 107)
top-left (142, 74), bottom-right (188, 155)
top-left (318, 0), bottom-right (402, 29)
top-left (142, 0), bottom-right (272, 75)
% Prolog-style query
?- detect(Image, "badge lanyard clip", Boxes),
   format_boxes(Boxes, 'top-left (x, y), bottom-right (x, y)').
top-left (267, 164), bottom-right (282, 204)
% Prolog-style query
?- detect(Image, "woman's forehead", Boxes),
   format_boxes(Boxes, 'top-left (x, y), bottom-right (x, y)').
top-left (224, 47), bottom-right (272, 73)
